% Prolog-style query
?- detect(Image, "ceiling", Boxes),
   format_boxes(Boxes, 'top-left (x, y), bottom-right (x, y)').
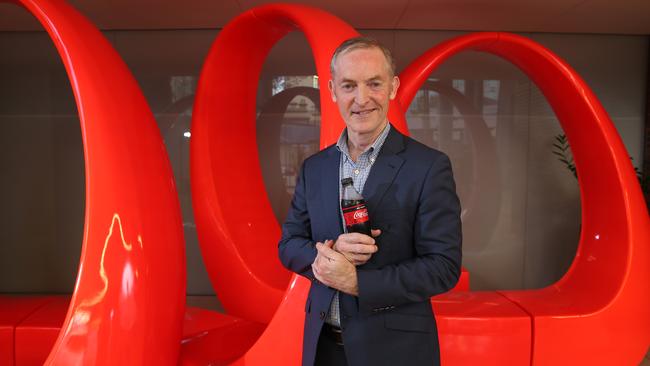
top-left (0, 0), bottom-right (649, 34)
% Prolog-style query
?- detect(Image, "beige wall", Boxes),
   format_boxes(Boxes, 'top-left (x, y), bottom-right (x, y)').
top-left (0, 28), bottom-right (646, 295)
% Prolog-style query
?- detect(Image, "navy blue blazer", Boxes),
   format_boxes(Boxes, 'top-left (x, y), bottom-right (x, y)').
top-left (278, 126), bottom-right (462, 366)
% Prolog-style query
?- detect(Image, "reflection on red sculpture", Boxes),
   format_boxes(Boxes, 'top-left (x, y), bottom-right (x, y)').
top-left (191, 7), bottom-right (650, 366)
top-left (1, 0), bottom-right (186, 365)
top-left (399, 32), bottom-right (650, 365)
top-left (1, 1), bottom-right (648, 365)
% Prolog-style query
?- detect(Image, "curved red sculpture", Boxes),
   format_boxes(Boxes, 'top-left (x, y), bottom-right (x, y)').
top-left (398, 32), bottom-right (650, 365)
top-left (191, 6), bottom-right (650, 366)
top-left (190, 4), bottom-right (360, 325)
top-left (1, 0), bottom-right (186, 365)
top-left (1, 1), bottom-right (648, 365)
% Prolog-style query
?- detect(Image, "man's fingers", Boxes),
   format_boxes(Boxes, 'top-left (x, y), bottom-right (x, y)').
top-left (313, 254), bottom-right (323, 270)
top-left (316, 241), bottom-right (338, 257)
top-left (351, 232), bottom-right (376, 244)
top-left (337, 242), bottom-right (378, 254)
top-left (353, 243), bottom-right (378, 254)
top-left (338, 232), bottom-right (376, 245)
top-left (313, 256), bottom-right (330, 276)
top-left (312, 260), bottom-right (335, 287)
top-left (332, 235), bottom-right (378, 266)
top-left (311, 263), bottom-right (325, 283)
top-left (350, 253), bottom-right (371, 265)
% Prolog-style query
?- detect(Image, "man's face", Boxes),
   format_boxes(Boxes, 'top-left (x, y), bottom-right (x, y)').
top-left (328, 47), bottom-right (399, 138)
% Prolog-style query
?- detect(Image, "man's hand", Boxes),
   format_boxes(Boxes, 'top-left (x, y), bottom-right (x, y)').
top-left (333, 229), bottom-right (381, 265)
top-left (312, 240), bottom-right (359, 296)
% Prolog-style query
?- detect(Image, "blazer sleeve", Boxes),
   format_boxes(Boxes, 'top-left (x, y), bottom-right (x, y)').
top-left (278, 161), bottom-right (318, 282)
top-left (356, 153), bottom-right (462, 315)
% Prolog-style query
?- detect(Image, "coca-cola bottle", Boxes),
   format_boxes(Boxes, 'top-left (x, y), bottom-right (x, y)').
top-left (341, 177), bottom-right (371, 236)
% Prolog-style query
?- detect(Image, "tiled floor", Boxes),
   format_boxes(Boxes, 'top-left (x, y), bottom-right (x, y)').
top-left (187, 296), bottom-right (650, 365)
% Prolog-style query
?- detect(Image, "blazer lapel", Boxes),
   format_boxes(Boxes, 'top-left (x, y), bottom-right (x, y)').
top-left (363, 126), bottom-right (405, 212)
top-left (320, 146), bottom-right (344, 238)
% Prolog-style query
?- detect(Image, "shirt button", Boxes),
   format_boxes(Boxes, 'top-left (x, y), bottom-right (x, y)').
top-left (370, 158), bottom-right (375, 163)
top-left (354, 169), bottom-right (359, 175)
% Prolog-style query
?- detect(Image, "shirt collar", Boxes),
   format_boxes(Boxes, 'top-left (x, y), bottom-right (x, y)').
top-left (336, 123), bottom-right (391, 161)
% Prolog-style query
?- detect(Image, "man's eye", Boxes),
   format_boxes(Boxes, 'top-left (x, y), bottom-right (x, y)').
top-left (341, 84), bottom-right (354, 91)
top-left (369, 82), bottom-right (382, 89)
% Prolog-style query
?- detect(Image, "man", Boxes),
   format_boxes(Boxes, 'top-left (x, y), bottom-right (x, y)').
top-left (278, 37), bottom-right (462, 366)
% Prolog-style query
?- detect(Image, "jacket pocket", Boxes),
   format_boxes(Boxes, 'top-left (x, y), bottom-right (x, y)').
top-left (384, 312), bottom-right (433, 333)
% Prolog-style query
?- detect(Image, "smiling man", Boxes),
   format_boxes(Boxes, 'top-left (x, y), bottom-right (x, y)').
top-left (278, 37), bottom-right (462, 366)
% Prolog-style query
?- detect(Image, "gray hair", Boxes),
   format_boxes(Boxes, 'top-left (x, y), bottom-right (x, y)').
top-left (330, 36), bottom-right (396, 77)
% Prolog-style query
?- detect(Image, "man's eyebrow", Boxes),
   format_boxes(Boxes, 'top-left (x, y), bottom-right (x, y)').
top-left (338, 76), bottom-right (383, 84)
top-left (339, 78), bottom-right (356, 84)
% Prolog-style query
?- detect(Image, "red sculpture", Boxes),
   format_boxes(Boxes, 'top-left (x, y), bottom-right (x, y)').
top-left (0, 0), bottom-right (186, 365)
top-left (191, 6), bottom-right (650, 366)
top-left (1, 1), bottom-right (648, 365)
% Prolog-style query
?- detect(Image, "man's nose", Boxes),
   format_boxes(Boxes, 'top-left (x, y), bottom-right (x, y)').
top-left (354, 85), bottom-right (370, 105)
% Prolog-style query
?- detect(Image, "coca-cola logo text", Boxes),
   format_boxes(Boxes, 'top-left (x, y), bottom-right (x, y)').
top-left (353, 210), bottom-right (368, 220)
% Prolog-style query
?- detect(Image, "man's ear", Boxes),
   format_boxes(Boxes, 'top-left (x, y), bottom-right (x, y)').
top-left (328, 79), bottom-right (337, 102)
top-left (389, 76), bottom-right (400, 100)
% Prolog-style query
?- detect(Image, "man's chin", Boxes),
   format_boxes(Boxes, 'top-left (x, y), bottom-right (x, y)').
top-left (346, 119), bottom-right (385, 136)
top-left (349, 113), bottom-right (377, 123)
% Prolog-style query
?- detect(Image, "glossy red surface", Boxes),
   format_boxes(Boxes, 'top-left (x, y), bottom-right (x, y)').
top-left (191, 8), bottom-right (649, 365)
top-left (3, 301), bottom-right (266, 366)
top-left (180, 308), bottom-right (266, 366)
top-left (432, 291), bottom-right (531, 365)
top-left (2, 2), bottom-right (648, 366)
top-left (0, 296), bottom-right (55, 366)
top-left (190, 3), bottom-right (360, 325)
top-left (454, 267), bottom-right (470, 291)
top-left (15, 297), bottom-right (69, 366)
top-left (2, 0), bottom-right (186, 365)
top-left (398, 32), bottom-right (650, 365)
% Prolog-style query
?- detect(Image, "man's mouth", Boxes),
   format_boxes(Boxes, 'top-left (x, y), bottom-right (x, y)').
top-left (352, 108), bottom-right (377, 116)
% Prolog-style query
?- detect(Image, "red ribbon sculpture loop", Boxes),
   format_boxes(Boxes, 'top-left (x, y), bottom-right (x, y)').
top-left (0, 1), bottom-right (647, 365)
top-left (190, 4), bottom-right (360, 324)
top-left (191, 7), bottom-right (650, 365)
top-left (397, 32), bottom-right (650, 365)
top-left (2, 0), bottom-right (186, 365)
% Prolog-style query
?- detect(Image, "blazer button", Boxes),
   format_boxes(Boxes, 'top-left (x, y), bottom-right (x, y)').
top-left (320, 311), bottom-right (326, 320)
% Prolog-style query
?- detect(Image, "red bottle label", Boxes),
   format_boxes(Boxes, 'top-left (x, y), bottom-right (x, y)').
top-left (342, 203), bottom-right (369, 226)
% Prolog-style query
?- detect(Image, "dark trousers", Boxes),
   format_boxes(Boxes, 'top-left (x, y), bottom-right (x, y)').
top-left (314, 326), bottom-right (348, 366)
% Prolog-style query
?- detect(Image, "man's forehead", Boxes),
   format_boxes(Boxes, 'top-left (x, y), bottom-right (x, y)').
top-left (336, 47), bottom-right (385, 64)
top-left (332, 48), bottom-right (392, 78)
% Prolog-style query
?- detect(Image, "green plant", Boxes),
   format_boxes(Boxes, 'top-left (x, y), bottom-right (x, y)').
top-left (552, 133), bottom-right (649, 199)
top-left (552, 134), bottom-right (577, 179)
top-left (633, 165), bottom-right (649, 195)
